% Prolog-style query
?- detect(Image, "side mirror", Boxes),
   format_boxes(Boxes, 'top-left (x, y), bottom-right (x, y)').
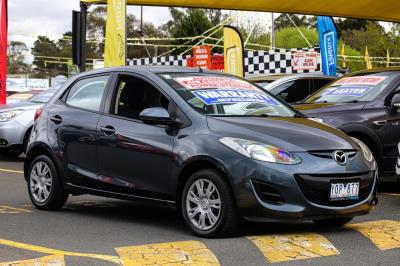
top-left (390, 93), bottom-right (400, 114)
top-left (139, 107), bottom-right (176, 125)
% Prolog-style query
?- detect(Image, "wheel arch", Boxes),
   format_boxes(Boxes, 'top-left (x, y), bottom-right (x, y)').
top-left (340, 124), bottom-right (384, 167)
top-left (24, 143), bottom-right (62, 182)
top-left (175, 156), bottom-right (236, 210)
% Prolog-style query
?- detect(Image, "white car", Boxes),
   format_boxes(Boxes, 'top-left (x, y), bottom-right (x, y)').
top-left (396, 142), bottom-right (400, 175)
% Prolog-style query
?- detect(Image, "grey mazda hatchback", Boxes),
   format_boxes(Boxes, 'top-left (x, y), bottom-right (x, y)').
top-left (25, 67), bottom-right (378, 237)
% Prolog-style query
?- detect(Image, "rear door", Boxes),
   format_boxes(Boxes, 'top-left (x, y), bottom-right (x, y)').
top-left (47, 74), bottom-right (111, 187)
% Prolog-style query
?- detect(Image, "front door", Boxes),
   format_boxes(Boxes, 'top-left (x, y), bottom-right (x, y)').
top-left (385, 87), bottom-right (400, 173)
top-left (96, 73), bottom-right (175, 200)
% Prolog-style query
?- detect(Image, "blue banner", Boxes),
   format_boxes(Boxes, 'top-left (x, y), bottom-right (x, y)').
top-left (317, 16), bottom-right (337, 76)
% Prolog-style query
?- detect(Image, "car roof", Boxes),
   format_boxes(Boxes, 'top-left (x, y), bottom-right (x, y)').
top-left (247, 73), bottom-right (336, 83)
top-left (348, 67), bottom-right (400, 76)
top-left (74, 66), bottom-right (222, 77)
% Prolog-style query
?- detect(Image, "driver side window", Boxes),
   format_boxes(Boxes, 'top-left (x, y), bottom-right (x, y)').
top-left (113, 75), bottom-right (169, 120)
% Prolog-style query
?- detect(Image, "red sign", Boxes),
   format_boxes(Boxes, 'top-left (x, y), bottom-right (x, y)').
top-left (292, 51), bottom-right (319, 71)
top-left (193, 45), bottom-right (212, 69)
top-left (174, 76), bottom-right (256, 90)
top-left (335, 76), bottom-right (386, 86)
top-left (0, 0), bottom-right (7, 104)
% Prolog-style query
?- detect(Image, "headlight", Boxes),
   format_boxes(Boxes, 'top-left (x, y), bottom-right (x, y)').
top-left (351, 137), bottom-right (374, 162)
top-left (219, 137), bottom-right (301, 164)
top-left (0, 110), bottom-right (24, 122)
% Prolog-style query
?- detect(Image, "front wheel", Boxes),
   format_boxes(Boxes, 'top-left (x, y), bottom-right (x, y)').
top-left (313, 217), bottom-right (353, 227)
top-left (181, 169), bottom-right (238, 238)
top-left (27, 155), bottom-right (69, 210)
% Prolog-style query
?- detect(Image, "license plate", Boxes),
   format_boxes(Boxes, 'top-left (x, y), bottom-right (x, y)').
top-left (330, 182), bottom-right (359, 201)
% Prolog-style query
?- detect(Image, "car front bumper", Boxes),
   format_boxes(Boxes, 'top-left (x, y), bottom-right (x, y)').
top-left (227, 151), bottom-right (378, 221)
top-left (0, 119), bottom-right (28, 151)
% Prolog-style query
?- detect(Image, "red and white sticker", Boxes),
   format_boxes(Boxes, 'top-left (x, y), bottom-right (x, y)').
top-left (335, 76), bottom-right (387, 86)
top-left (175, 76), bottom-right (257, 91)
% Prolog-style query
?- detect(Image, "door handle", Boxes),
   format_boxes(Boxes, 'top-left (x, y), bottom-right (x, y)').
top-left (99, 125), bottom-right (116, 135)
top-left (50, 115), bottom-right (62, 124)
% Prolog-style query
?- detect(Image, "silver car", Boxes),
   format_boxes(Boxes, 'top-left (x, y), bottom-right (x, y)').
top-left (249, 73), bottom-right (336, 104)
top-left (0, 87), bottom-right (59, 155)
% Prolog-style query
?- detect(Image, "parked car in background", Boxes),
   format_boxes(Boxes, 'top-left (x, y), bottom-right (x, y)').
top-left (0, 85), bottom-right (61, 155)
top-left (248, 73), bottom-right (336, 104)
top-left (295, 68), bottom-right (400, 177)
top-left (7, 90), bottom-right (43, 105)
top-left (25, 67), bottom-right (377, 237)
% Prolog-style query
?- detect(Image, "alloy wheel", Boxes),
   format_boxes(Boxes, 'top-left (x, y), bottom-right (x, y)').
top-left (29, 161), bottom-right (52, 203)
top-left (186, 178), bottom-right (222, 231)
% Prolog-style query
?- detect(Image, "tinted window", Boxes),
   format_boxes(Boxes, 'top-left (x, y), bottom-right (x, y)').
top-left (159, 73), bottom-right (297, 118)
top-left (271, 79), bottom-right (311, 103)
top-left (313, 78), bottom-right (333, 92)
top-left (65, 75), bottom-right (109, 111)
top-left (113, 75), bottom-right (169, 120)
top-left (305, 72), bottom-right (398, 103)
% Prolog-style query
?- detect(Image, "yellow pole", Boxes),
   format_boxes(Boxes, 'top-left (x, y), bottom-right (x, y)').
top-left (386, 49), bottom-right (390, 68)
top-left (341, 44), bottom-right (346, 68)
top-left (365, 46), bottom-right (372, 70)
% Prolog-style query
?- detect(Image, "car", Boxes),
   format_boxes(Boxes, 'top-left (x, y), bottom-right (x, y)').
top-left (6, 90), bottom-right (44, 105)
top-left (0, 86), bottom-right (60, 155)
top-left (248, 73), bottom-right (336, 104)
top-left (396, 142), bottom-right (400, 176)
top-left (294, 68), bottom-right (400, 177)
top-left (25, 67), bottom-right (377, 237)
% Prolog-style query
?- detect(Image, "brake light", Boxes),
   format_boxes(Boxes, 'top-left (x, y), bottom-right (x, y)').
top-left (34, 108), bottom-right (43, 121)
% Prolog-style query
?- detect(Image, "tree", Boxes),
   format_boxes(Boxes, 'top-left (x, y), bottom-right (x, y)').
top-left (7, 41), bottom-right (29, 74)
top-left (274, 14), bottom-right (310, 30)
top-left (31, 36), bottom-right (62, 77)
top-left (164, 8), bottom-right (224, 55)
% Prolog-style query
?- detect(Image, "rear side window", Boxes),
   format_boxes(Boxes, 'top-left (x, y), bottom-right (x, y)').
top-left (273, 79), bottom-right (311, 103)
top-left (313, 78), bottom-right (333, 93)
top-left (65, 75), bottom-right (109, 112)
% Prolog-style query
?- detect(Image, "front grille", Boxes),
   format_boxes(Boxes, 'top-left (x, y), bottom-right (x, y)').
top-left (308, 150), bottom-right (358, 160)
top-left (252, 179), bottom-right (285, 205)
top-left (294, 172), bottom-right (374, 207)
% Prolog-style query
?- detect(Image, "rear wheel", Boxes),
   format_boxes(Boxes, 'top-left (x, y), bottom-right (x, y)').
top-left (313, 217), bottom-right (353, 227)
top-left (181, 169), bottom-right (238, 237)
top-left (27, 155), bottom-right (68, 210)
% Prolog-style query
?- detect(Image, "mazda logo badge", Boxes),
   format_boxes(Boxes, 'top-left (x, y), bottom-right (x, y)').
top-left (333, 150), bottom-right (347, 165)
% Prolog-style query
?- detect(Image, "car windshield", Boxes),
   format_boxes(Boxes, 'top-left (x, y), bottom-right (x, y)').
top-left (159, 73), bottom-right (298, 117)
top-left (29, 88), bottom-right (58, 103)
top-left (305, 72), bottom-right (398, 103)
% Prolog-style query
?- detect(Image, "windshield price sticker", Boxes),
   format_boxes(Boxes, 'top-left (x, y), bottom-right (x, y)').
top-left (192, 89), bottom-right (278, 105)
top-left (321, 86), bottom-right (371, 97)
top-left (175, 76), bottom-right (257, 91)
top-left (335, 76), bottom-right (386, 86)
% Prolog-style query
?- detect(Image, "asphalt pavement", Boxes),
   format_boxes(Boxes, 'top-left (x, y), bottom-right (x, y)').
top-left (1, 154), bottom-right (400, 266)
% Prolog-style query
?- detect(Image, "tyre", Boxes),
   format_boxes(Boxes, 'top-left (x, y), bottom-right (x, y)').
top-left (181, 169), bottom-right (238, 238)
top-left (27, 155), bottom-right (69, 210)
top-left (313, 217), bottom-right (353, 227)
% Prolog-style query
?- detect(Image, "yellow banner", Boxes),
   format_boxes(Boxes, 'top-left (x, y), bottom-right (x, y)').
top-left (223, 26), bottom-right (244, 77)
top-left (104, 0), bottom-right (126, 67)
